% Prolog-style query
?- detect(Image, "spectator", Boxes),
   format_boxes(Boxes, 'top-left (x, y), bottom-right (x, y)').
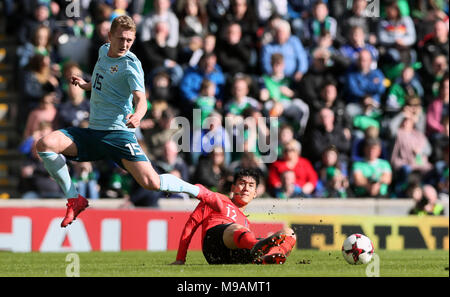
top-left (180, 33), bottom-right (217, 67)
top-left (176, 0), bottom-right (209, 51)
top-left (194, 79), bottom-right (218, 129)
top-left (408, 181), bottom-right (444, 215)
top-left (349, 94), bottom-right (383, 136)
top-left (224, 75), bottom-right (261, 123)
top-left (148, 71), bottom-right (173, 103)
top-left (388, 96), bottom-right (427, 139)
top-left (428, 114), bottom-right (449, 164)
top-left (141, 21), bottom-right (183, 86)
top-left (103, 166), bottom-right (133, 199)
top-left (206, 0), bottom-right (231, 33)
top-left (260, 19), bottom-right (308, 82)
top-left (274, 170), bottom-right (303, 199)
top-left (179, 52), bottom-right (225, 105)
top-left (140, 0), bottom-right (179, 48)
top-left (344, 49), bottom-right (386, 113)
top-left (339, 26), bottom-right (379, 70)
top-left (229, 151), bottom-right (267, 177)
top-left (21, 54), bottom-right (60, 114)
top-left (310, 81), bottom-right (352, 132)
top-left (377, 1), bottom-right (417, 69)
top-left (425, 143), bottom-right (449, 200)
top-left (237, 107), bottom-right (270, 161)
top-left (423, 54), bottom-right (448, 103)
top-left (23, 91), bottom-right (57, 139)
top-left (276, 124), bottom-right (295, 158)
top-left (419, 20), bottom-right (449, 80)
top-left (351, 137), bottom-right (392, 198)
top-left (426, 75), bottom-right (449, 138)
top-left (315, 145), bottom-right (350, 198)
top-left (256, 0), bottom-right (288, 25)
top-left (57, 63), bottom-right (90, 129)
top-left (221, 0), bottom-right (259, 46)
top-left (71, 162), bottom-right (100, 200)
top-left (18, 3), bottom-right (58, 45)
top-left (303, 0), bottom-right (337, 48)
top-left (338, 0), bottom-right (376, 45)
top-left (351, 125), bottom-right (390, 163)
top-left (216, 22), bottom-right (252, 76)
top-left (259, 15), bottom-right (282, 46)
top-left (110, 0), bottom-right (129, 21)
top-left (391, 116), bottom-right (433, 196)
top-left (299, 46), bottom-right (350, 110)
top-left (385, 65), bottom-right (424, 113)
top-left (17, 24), bottom-right (58, 69)
top-left (90, 1), bottom-right (113, 24)
top-left (268, 139), bottom-right (318, 197)
top-left (259, 53), bottom-right (310, 137)
top-left (193, 146), bottom-right (232, 193)
top-left (307, 107), bottom-right (351, 167)
top-left (314, 30), bottom-right (339, 57)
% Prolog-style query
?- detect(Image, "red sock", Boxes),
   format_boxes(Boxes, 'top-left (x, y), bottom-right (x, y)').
top-left (233, 229), bottom-right (258, 249)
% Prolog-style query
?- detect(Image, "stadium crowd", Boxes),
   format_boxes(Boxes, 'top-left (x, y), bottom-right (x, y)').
top-left (4, 0), bottom-right (449, 215)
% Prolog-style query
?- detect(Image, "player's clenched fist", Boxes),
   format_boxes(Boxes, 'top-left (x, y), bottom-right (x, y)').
top-left (125, 113), bottom-right (142, 128)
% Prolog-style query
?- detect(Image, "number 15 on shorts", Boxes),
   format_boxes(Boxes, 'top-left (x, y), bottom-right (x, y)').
top-left (125, 143), bottom-right (144, 156)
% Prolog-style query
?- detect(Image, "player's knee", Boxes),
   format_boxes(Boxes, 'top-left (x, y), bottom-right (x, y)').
top-left (36, 135), bottom-right (55, 152)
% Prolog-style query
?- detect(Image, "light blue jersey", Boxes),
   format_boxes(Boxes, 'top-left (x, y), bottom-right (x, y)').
top-left (88, 43), bottom-right (145, 132)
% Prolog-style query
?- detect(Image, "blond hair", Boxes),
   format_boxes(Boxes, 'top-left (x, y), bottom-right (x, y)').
top-left (111, 15), bottom-right (136, 33)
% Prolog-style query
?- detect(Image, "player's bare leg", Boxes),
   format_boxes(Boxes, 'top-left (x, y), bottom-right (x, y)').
top-left (121, 159), bottom-right (161, 191)
top-left (36, 131), bottom-right (89, 227)
top-left (121, 159), bottom-right (200, 196)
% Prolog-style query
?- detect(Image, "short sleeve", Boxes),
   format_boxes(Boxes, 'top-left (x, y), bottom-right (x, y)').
top-left (126, 60), bottom-right (145, 93)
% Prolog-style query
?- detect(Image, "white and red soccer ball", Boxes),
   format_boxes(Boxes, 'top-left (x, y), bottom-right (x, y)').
top-left (342, 234), bottom-right (374, 265)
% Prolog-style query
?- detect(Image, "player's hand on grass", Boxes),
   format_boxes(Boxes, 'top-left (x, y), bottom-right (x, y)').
top-left (71, 75), bottom-right (91, 91)
top-left (170, 260), bottom-right (185, 265)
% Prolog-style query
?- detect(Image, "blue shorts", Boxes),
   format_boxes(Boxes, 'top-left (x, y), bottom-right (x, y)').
top-left (60, 127), bottom-right (149, 168)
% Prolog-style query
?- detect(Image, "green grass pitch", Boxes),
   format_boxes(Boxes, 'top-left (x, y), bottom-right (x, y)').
top-left (1, 250), bottom-right (448, 277)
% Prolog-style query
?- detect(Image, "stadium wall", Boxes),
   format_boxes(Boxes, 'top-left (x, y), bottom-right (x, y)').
top-left (0, 199), bottom-right (448, 252)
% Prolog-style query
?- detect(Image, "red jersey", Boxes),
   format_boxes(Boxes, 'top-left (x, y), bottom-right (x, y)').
top-left (175, 188), bottom-right (250, 262)
top-left (268, 157), bottom-right (318, 190)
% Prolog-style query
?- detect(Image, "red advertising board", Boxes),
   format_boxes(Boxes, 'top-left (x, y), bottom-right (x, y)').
top-left (0, 208), bottom-right (284, 252)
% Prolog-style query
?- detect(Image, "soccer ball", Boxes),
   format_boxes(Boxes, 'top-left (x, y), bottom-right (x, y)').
top-left (342, 234), bottom-right (374, 265)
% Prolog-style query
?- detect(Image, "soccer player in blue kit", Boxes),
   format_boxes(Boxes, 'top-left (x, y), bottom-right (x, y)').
top-left (36, 15), bottom-right (199, 227)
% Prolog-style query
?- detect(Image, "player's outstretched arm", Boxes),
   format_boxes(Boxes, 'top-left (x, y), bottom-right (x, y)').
top-left (171, 202), bottom-right (205, 265)
top-left (71, 75), bottom-right (91, 91)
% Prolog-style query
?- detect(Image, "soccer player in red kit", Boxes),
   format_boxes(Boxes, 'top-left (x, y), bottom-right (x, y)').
top-left (171, 169), bottom-right (297, 265)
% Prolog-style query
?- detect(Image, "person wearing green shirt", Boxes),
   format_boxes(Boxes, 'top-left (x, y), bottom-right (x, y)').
top-left (194, 79), bottom-right (217, 129)
top-left (259, 53), bottom-right (309, 136)
top-left (352, 137), bottom-right (392, 197)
